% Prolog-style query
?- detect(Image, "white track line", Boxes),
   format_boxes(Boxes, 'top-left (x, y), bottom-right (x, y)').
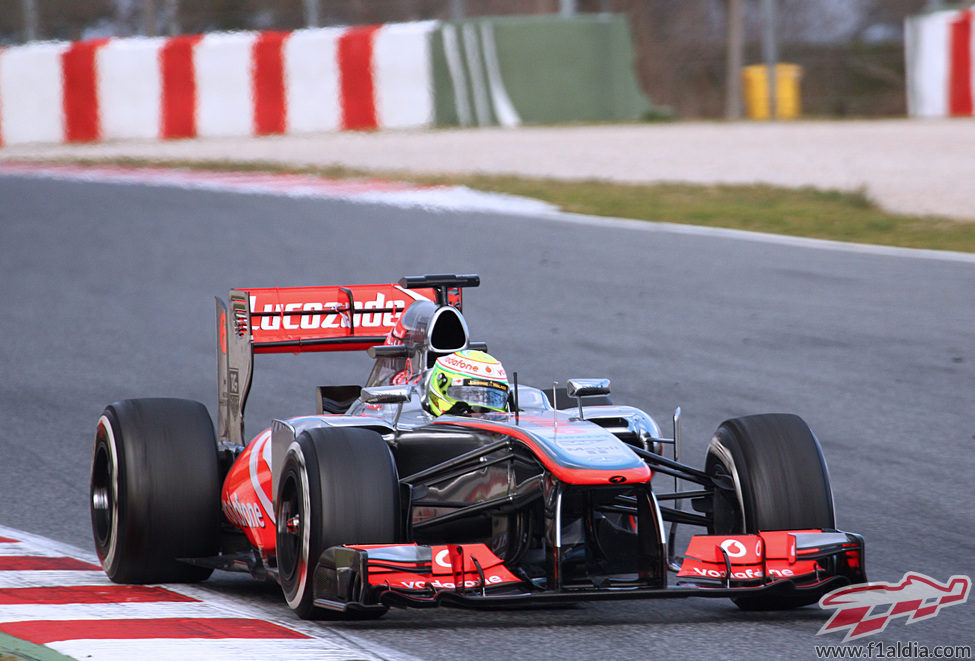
top-left (0, 602), bottom-right (237, 622)
top-left (51, 638), bottom-right (373, 661)
top-left (0, 571), bottom-right (108, 589)
top-left (547, 211), bottom-right (975, 264)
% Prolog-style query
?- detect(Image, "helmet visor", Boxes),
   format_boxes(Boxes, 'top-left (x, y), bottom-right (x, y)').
top-left (446, 379), bottom-right (509, 412)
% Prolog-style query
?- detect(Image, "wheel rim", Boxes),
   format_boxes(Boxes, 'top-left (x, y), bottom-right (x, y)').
top-left (277, 473), bottom-right (303, 585)
top-left (277, 445), bottom-right (312, 609)
top-left (91, 416), bottom-right (120, 569)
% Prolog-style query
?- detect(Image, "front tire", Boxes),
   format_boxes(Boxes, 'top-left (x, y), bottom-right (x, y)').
top-left (275, 427), bottom-right (400, 619)
top-left (90, 398), bottom-right (220, 583)
top-left (705, 413), bottom-right (835, 609)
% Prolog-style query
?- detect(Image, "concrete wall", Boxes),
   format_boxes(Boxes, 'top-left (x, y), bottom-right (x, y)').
top-left (0, 15), bottom-right (651, 146)
top-left (0, 23), bottom-right (437, 146)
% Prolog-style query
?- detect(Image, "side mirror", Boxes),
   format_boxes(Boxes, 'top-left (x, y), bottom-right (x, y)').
top-left (361, 385), bottom-right (411, 405)
top-left (566, 378), bottom-right (611, 398)
top-left (566, 378), bottom-right (611, 420)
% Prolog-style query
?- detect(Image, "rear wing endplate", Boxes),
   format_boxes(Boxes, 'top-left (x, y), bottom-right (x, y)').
top-left (216, 275), bottom-right (478, 446)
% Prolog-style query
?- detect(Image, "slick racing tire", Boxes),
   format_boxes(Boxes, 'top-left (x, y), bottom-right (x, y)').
top-left (705, 413), bottom-right (835, 610)
top-left (90, 398), bottom-right (220, 583)
top-left (275, 427), bottom-right (400, 620)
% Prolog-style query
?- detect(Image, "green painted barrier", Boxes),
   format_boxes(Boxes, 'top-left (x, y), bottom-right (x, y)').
top-left (432, 14), bottom-right (652, 127)
top-left (0, 633), bottom-right (77, 661)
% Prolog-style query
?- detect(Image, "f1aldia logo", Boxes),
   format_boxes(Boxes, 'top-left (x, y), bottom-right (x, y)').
top-left (818, 572), bottom-right (970, 642)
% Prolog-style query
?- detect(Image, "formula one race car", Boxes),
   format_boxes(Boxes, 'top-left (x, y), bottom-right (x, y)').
top-left (89, 274), bottom-right (866, 619)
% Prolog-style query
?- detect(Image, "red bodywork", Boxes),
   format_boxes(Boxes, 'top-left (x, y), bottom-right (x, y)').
top-left (221, 428), bottom-right (276, 553)
top-left (219, 281), bottom-right (446, 556)
top-left (242, 283), bottom-right (438, 353)
top-left (350, 543), bottom-right (522, 592)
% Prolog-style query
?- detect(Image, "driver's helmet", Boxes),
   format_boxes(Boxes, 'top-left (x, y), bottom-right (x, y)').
top-left (425, 350), bottom-right (509, 416)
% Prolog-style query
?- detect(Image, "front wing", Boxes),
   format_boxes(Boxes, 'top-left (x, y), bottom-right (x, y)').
top-left (311, 530), bottom-right (865, 614)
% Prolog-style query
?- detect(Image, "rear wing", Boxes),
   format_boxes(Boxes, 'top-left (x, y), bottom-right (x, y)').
top-left (215, 274), bottom-right (478, 446)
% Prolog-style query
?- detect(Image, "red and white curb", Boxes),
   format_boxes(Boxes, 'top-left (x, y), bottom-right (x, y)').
top-left (0, 161), bottom-right (557, 215)
top-left (0, 524), bottom-right (412, 661)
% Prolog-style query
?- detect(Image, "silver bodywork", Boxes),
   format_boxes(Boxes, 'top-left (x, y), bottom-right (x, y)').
top-left (268, 385), bottom-right (671, 502)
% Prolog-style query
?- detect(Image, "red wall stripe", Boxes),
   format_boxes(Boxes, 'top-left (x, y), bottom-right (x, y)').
top-left (0, 618), bottom-right (310, 644)
top-left (0, 556), bottom-right (100, 571)
top-left (61, 38), bottom-right (110, 143)
top-left (252, 31), bottom-right (289, 136)
top-left (338, 25), bottom-right (381, 130)
top-left (160, 35), bottom-right (203, 139)
top-left (948, 11), bottom-right (974, 117)
top-left (0, 585), bottom-right (198, 605)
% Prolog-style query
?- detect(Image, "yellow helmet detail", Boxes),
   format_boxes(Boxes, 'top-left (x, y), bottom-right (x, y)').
top-left (426, 350), bottom-right (509, 416)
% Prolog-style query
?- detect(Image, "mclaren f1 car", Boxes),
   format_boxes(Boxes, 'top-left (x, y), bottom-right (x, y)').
top-left (89, 274), bottom-right (866, 619)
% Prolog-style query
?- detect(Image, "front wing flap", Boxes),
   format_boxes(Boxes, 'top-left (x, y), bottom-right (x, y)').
top-left (312, 530), bottom-right (865, 613)
top-left (676, 530), bottom-right (864, 586)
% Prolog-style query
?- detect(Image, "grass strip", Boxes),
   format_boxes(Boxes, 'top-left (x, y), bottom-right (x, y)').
top-left (62, 157), bottom-right (975, 253)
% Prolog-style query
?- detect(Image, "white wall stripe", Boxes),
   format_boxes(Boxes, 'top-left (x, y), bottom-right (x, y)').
top-left (479, 21), bottom-right (521, 128)
top-left (461, 23), bottom-right (492, 126)
top-left (904, 14), bottom-right (928, 117)
top-left (441, 24), bottom-right (473, 127)
top-left (97, 37), bottom-right (165, 140)
top-left (0, 42), bottom-right (68, 145)
top-left (284, 27), bottom-right (343, 133)
top-left (373, 21), bottom-right (438, 129)
top-left (195, 31), bottom-right (258, 138)
top-left (918, 10), bottom-right (952, 117)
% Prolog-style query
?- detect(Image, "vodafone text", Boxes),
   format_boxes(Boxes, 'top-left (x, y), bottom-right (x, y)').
top-left (691, 566), bottom-right (795, 579)
top-left (223, 493), bottom-right (265, 529)
top-left (399, 576), bottom-right (505, 590)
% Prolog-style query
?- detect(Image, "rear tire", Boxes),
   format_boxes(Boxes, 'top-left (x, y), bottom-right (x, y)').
top-left (705, 413), bottom-right (835, 610)
top-left (90, 398), bottom-right (220, 583)
top-left (275, 427), bottom-right (400, 619)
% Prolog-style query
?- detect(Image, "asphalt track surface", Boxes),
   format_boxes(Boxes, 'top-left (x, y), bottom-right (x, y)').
top-left (1, 174), bottom-right (973, 660)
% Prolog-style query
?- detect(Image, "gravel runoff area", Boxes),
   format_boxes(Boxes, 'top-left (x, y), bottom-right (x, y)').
top-left (3, 118), bottom-right (975, 221)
